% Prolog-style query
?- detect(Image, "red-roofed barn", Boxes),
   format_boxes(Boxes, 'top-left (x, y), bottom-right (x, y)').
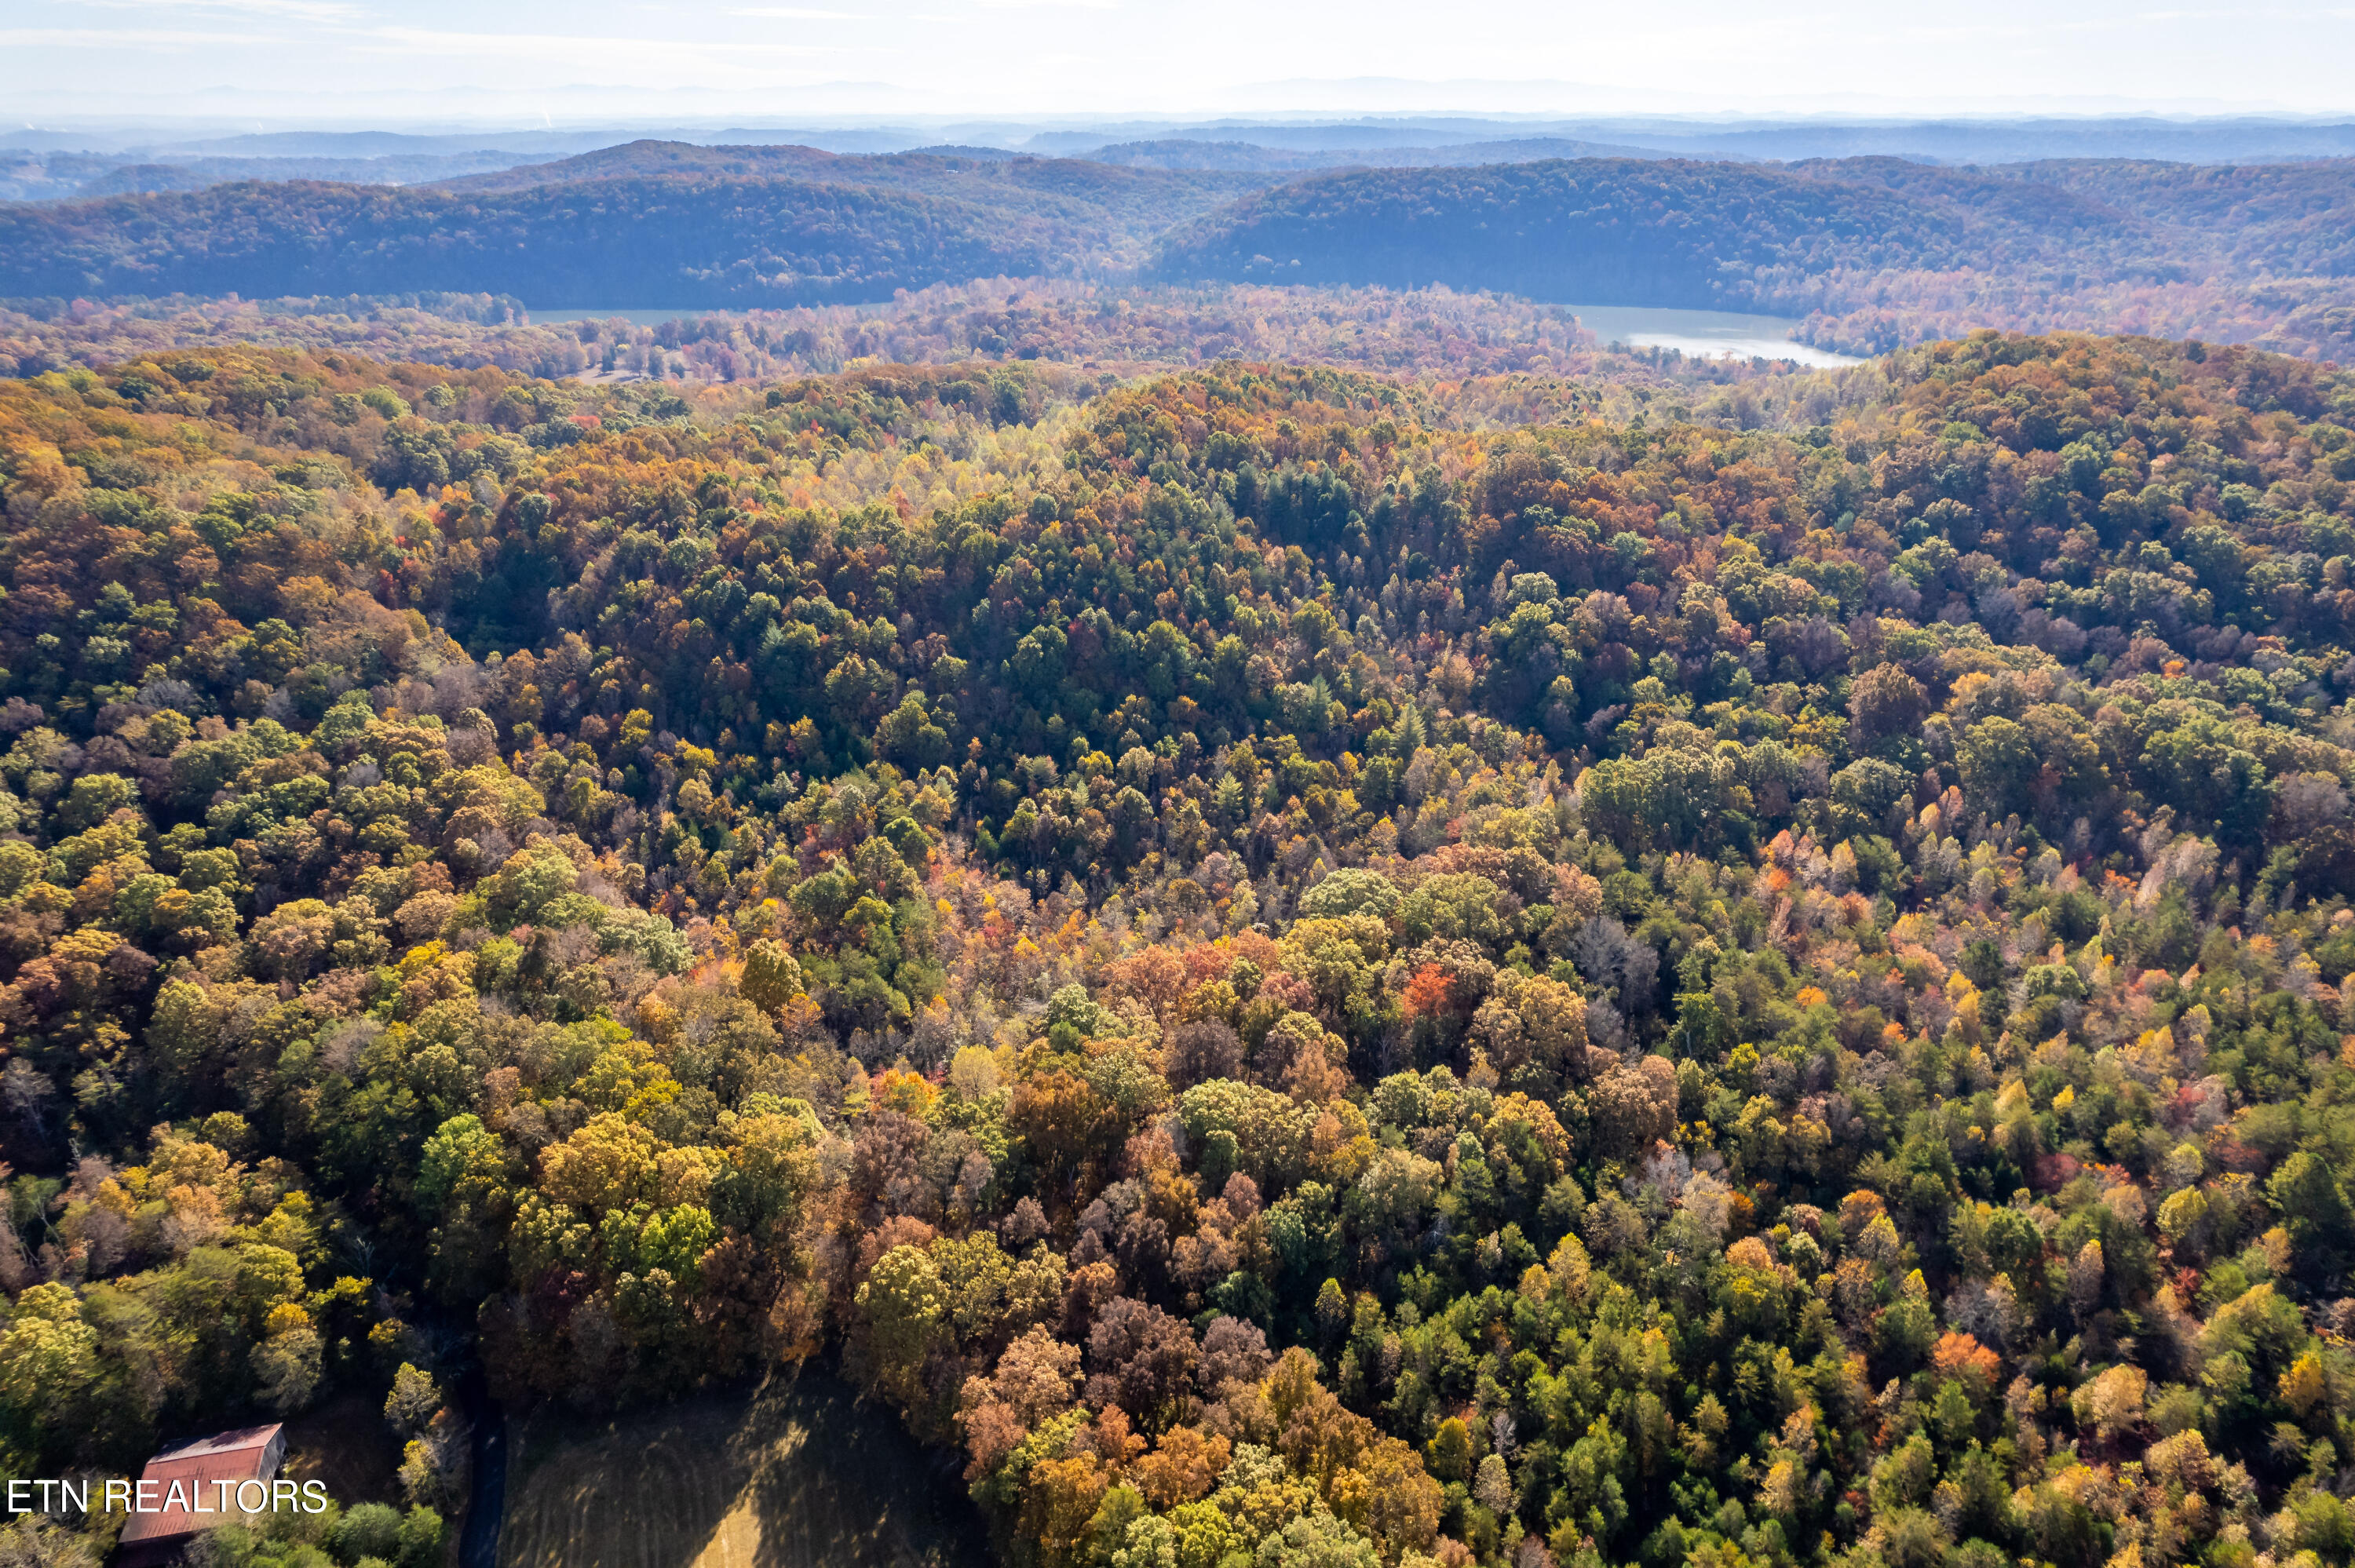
top-left (115, 1424), bottom-right (287, 1568)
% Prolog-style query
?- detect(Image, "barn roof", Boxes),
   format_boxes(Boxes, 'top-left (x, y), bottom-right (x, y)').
top-left (118, 1424), bottom-right (286, 1549)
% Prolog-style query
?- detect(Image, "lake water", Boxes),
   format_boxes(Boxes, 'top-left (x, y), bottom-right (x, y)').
top-left (1563, 304), bottom-right (1864, 368)
top-left (528, 301), bottom-right (1866, 369)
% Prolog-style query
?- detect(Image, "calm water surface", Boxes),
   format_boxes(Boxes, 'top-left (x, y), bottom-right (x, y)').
top-left (1565, 303), bottom-right (1864, 368)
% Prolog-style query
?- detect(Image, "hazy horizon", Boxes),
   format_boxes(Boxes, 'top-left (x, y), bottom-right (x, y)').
top-left (9, 0), bottom-right (2355, 126)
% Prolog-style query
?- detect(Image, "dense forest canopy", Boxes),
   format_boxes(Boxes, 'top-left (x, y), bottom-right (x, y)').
top-left (4, 329), bottom-right (2355, 1568)
top-left (0, 281), bottom-right (1872, 391)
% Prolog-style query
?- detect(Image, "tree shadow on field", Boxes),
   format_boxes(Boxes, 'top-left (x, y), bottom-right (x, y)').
top-left (499, 1364), bottom-right (980, 1568)
top-left (500, 1393), bottom-right (756, 1568)
top-left (738, 1365), bottom-right (986, 1568)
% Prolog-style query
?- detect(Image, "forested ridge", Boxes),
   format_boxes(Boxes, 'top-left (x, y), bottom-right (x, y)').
top-left (8, 149), bottom-right (2355, 362)
top-left (1152, 159), bottom-right (2004, 300)
top-left (1079, 140), bottom-right (1668, 173)
top-left (0, 151), bottom-right (1261, 308)
top-left (422, 139), bottom-right (1269, 217)
top-left (5, 330), bottom-right (2355, 1568)
top-left (1150, 158), bottom-right (2355, 362)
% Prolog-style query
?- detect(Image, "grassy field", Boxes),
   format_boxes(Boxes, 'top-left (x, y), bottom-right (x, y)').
top-left (498, 1367), bottom-right (986, 1568)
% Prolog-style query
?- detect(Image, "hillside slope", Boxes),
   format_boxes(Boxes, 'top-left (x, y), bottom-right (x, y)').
top-left (0, 147), bottom-right (1267, 307)
top-left (0, 175), bottom-right (1077, 306)
top-left (2002, 157), bottom-right (2355, 276)
top-left (1148, 157), bottom-right (2083, 304)
top-left (425, 140), bottom-right (1270, 261)
top-left (1153, 155), bottom-right (2355, 356)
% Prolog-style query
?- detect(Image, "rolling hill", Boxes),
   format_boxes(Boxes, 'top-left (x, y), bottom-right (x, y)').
top-left (1146, 156), bottom-right (2062, 304)
top-left (0, 146), bottom-right (1270, 307)
top-left (1146, 155), bottom-right (2355, 355)
top-left (0, 176), bottom-right (1056, 308)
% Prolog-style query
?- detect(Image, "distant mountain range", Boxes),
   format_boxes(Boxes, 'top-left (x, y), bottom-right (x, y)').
top-left (0, 150), bottom-right (532, 202)
top-left (1, 131), bottom-right (1696, 202)
top-left (13, 112), bottom-right (2355, 200)
top-left (2, 133), bottom-right (2351, 359)
top-left (1082, 138), bottom-right (1678, 172)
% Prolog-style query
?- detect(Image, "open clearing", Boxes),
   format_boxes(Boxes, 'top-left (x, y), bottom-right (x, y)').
top-left (498, 1367), bottom-right (984, 1568)
top-left (282, 1392), bottom-right (405, 1508)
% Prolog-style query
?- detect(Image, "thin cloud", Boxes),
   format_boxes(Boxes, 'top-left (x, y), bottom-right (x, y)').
top-left (0, 26), bottom-right (276, 44)
top-left (356, 27), bottom-right (849, 63)
top-left (61, 0), bottom-right (361, 18)
top-left (728, 5), bottom-right (866, 16)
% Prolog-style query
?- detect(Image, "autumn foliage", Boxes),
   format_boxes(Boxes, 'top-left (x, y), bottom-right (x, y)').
top-left (3, 328), bottom-right (2355, 1568)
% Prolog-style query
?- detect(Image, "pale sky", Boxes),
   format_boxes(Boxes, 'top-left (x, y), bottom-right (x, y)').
top-left (6, 0), bottom-right (2353, 126)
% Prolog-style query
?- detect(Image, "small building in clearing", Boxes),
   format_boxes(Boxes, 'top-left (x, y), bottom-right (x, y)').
top-left (115, 1424), bottom-right (287, 1568)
